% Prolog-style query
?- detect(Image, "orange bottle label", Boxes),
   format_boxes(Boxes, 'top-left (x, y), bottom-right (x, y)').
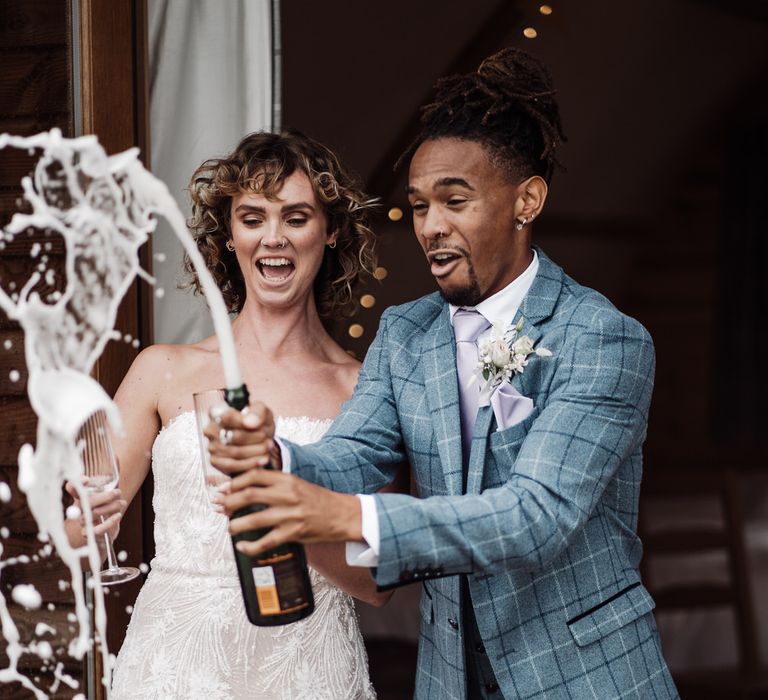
top-left (252, 565), bottom-right (281, 616)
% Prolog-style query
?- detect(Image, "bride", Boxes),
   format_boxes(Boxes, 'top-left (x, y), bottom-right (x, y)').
top-left (69, 129), bottom-right (391, 699)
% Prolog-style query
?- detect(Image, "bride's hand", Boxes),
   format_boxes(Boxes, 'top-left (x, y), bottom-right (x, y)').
top-left (204, 401), bottom-right (280, 474)
top-left (64, 479), bottom-right (125, 545)
top-left (217, 469), bottom-right (364, 558)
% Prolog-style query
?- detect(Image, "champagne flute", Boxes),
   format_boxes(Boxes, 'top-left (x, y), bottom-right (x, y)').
top-left (193, 388), bottom-right (230, 506)
top-left (77, 410), bottom-right (140, 585)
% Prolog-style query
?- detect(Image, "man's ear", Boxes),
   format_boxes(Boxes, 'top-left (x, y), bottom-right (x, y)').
top-left (515, 176), bottom-right (548, 221)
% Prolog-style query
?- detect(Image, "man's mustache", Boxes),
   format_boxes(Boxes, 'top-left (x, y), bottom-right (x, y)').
top-left (425, 241), bottom-right (470, 258)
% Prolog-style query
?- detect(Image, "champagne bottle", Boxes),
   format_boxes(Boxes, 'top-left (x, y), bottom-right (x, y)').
top-left (225, 384), bottom-right (315, 625)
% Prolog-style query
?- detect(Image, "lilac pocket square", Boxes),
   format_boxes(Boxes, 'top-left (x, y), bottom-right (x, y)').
top-left (490, 382), bottom-right (534, 431)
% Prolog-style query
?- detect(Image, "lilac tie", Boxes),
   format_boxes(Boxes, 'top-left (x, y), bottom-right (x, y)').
top-left (453, 309), bottom-right (491, 462)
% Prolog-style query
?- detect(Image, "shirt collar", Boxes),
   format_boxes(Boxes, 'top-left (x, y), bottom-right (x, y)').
top-left (449, 249), bottom-right (539, 326)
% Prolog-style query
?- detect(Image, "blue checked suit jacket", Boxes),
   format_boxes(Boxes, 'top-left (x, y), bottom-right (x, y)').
top-left (288, 249), bottom-right (678, 699)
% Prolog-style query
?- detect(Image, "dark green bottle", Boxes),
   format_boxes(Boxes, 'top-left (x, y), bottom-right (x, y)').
top-left (225, 384), bottom-right (315, 625)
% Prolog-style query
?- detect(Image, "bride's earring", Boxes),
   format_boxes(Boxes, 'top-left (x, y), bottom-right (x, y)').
top-left (225, 240), bottom-right (235, 252)
top-left (327, 239), bottom-right (337, 249)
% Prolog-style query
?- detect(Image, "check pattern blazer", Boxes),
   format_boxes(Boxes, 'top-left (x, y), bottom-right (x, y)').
top-left (289, 249), bottom-right (678, 699)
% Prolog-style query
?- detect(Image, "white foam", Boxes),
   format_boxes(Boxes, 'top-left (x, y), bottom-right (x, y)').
top-left (33, 640), bottom-right (53, 659)
top-left (0, 482), bottom-right (10, 503)
top-left (11, 584), bottom-right (42, 609)
top-left (50, 661), bottom-right (78, 691)
top-left (0, 129), bottom-right (245, 698)
top-left (34, 622), bottom-right (55, 636)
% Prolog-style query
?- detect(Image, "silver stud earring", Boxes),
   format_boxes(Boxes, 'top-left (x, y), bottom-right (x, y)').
top-left (225, 240), bottom-right (235, 252)
top-left (515, 217), bottom-right (527, 231)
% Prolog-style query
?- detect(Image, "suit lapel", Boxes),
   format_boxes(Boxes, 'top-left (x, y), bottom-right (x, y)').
top-left (509, 315), bottom-right (543, 397)
top-left (465, 405), bottom-right (494, 493)
top-left (517, 247), bottom-right (564, 325)
top-left (466, 248), bottom-right (565, 492)
top-left (510, 248), bottom-right (563, 395)
top-left (421, 304), bottom-right (464, 495)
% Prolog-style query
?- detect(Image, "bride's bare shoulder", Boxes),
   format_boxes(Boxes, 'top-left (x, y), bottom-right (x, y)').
top-left (127, 340), bottom-right (217, 382)
top-left (329, 347), bottom-right (362, 396)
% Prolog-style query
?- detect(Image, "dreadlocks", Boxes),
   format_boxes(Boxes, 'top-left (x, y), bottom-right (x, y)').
top-left (399, 48), bottom-right (566, 183)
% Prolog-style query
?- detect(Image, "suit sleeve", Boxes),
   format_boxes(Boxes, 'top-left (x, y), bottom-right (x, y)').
top-left (287, 308), bottom-right (406, 493)
top-left (371, 310), bottom-right (656, 588)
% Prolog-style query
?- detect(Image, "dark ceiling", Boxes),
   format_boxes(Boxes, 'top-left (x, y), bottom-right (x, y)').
top-left (283, 0), bottom-right (768, 218)
top-left (281, 0), bottom-right (768, 346)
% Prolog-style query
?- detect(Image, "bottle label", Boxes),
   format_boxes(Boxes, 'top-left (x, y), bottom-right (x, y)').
top-left (252, 565), bottom-right (281, 616)
top-left (250, 553), bottom-right (311, 617)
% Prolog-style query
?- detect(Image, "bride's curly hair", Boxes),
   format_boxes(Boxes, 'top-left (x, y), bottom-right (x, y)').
top-left (397, 47), bottom-right (567, 183)
top-left (184, 129), bottom-right (378, 318)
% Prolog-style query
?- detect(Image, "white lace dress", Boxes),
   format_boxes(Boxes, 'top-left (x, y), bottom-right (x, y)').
top-left (110, 413), bottom-right (376, 700)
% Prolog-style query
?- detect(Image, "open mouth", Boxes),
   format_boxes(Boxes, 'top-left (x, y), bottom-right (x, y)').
top-left (257, 257), bottom-right (295, 282)
top-left (428, 250), bottom-right (464, 278)
top-left (431, 251), bottom-right (462, 267)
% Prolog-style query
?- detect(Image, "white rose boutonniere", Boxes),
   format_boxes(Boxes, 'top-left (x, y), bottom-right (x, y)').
top-left (474, 316), bottom-right (552, 406)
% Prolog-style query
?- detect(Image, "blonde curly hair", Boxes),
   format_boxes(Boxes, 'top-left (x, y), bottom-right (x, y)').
top-left (184, 129), bottom-right (378, 318)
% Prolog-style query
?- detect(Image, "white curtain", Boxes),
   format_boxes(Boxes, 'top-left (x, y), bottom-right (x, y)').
top-left (148, 0), bottom-right (276, 344)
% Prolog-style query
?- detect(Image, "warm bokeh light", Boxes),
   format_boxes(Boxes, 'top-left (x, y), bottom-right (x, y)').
top-left (523, 27), bottom-right (538, 39)
top-left (373, 266), bottom-right (388, 280)
top-left (348, 324), bottom-right (364, 338)
top-left (539, 5), bottom-right (553, 15)
top-left (387, 207), bottom-right (403, 222)
top-left (360, 294), bottom-right (376, 308)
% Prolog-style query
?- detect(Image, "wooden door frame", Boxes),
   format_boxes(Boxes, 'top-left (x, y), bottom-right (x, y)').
top-left (78, 0), bottom-right (153, 691)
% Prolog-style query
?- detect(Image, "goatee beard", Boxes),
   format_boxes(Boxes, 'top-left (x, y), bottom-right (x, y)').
top-left (438, 264), bottom-right (482, 307)
top-left (439, 284), bottom-right (483, 307)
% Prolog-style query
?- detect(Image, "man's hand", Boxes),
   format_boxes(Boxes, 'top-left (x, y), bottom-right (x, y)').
top-left (204, 401), bottom-right (280, 474)
top-left (216, 469), bottom-right (363, 558)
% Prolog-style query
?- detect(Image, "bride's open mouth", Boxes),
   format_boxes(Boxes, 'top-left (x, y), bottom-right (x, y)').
top-left (257, 256), bottom-right (296, 283)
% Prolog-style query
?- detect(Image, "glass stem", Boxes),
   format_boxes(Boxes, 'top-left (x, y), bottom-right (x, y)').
top-left (99, 515), bottom-right (119, 571)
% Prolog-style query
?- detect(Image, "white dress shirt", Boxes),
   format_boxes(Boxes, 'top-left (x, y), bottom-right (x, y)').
top-left (282, 250), bottom-right (540, 567)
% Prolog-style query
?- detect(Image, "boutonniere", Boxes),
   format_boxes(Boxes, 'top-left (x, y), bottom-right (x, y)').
top-left (473, 317), bottom-right (552, 406)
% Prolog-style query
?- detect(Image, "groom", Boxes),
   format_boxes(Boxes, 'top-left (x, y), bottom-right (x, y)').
top-left (210, 48), bottom-right (678, 699)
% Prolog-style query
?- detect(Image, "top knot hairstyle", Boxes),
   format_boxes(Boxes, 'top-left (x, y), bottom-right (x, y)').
top-left (184, 129), bottom-right (378, 319)
top-left (399, 47), bottom-right (567, 183)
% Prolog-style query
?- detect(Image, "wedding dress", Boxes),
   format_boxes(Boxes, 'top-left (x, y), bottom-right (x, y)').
top-left (110, 413), bottom-right (376, 700)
